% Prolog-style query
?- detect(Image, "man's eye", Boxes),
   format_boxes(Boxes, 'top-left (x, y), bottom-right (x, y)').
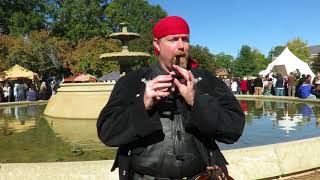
top-left (182, 38), bottom-right (189, 42)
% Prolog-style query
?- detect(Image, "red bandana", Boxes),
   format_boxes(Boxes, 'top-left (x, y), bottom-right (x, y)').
top-left (152, 16), bottom-right (190, 55)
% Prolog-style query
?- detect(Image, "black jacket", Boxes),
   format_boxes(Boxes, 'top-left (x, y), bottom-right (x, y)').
top-left (97, 64), bottom-right (245, 178)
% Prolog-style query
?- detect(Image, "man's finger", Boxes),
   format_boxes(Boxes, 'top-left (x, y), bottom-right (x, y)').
top-left (153, 91), bottom-right (170, 97)
top-left (173, 78), bottom-right (182, 89)
top-left (152, 75), bottom-right (173, 83)
top-left (173, 65), bottom-right (189, 80)
top-left (150, 83), bottom-right (172, 90)
top-left (188, 70), bottom-right (195, 82)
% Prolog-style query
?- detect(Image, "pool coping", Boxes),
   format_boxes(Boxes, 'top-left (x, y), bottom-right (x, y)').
top-left (0, 100), bottom-right (48, 107)
top-left (0, 97), bottom-right (320, 179)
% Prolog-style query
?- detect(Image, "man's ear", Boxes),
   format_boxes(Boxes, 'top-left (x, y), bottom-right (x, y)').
top-left (153, 38), bottom-right (160, 52)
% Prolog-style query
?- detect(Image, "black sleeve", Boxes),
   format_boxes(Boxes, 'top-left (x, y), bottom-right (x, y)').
top-left (190, 70), bottom-right (245, 144)
top-left (96, 71), bottom-right (162, 147)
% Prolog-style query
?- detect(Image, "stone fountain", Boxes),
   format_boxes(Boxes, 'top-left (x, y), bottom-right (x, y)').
top-left (44, 23), bottom-right (150, 119)
top-left (100, 22), bottom-right (150, 74)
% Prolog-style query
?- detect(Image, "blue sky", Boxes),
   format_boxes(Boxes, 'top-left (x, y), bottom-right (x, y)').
top-left (149, 0), bottom-right (320, 57)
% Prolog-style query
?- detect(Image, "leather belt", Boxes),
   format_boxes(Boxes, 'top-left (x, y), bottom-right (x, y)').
top-left (133, 172), bottom-right (190, 180)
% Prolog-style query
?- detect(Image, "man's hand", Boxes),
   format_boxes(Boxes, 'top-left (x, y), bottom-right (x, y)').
top-left (143, 75), bottom-right (173, 110)
top-left (172, 65), bottom-right (195, 106)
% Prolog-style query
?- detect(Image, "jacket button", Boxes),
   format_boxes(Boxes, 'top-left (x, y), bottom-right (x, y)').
top-left (175, 155), bottom-right (185, 161)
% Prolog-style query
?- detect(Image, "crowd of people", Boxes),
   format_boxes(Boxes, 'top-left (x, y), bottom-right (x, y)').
top-left (227, 71), bottom-right (320, 99)
top-left (0, 77), bottom-right (59, 103)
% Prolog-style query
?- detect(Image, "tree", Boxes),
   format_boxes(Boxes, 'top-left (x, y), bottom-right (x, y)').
top-left (0, 0), bottom-right (47, 35)
top-left (48, 0), bottom-right (110, 43)
top-left (0, 35), bottom-right (12, 70)
top-left (252, 49), bottom-right (269, 74)
top-left (233, 45), bottom-right (267, 77)
top-left (214, 52), bottom-right (234, 69)
top-left (0, 31), bottom-right (71, 76)
top-left (233, 45), bottom-right (254, 77)
top-left (189, 45), bottom-right (215, 72)
top-left (311, 53), bottom-right (320, 72)
top-left (267, 45), bottom-right (285, 61)
top-left (286, 38), bottom-right (310, 62)
top-left (62, 37), bottom-right (120, 76)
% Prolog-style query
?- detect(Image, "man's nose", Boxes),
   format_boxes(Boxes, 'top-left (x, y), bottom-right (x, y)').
top-left (177, 38), bottom-right (184, 50)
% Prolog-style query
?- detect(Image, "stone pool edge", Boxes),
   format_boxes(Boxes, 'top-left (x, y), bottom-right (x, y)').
top-left (1, 137), bottom-right (320, 180)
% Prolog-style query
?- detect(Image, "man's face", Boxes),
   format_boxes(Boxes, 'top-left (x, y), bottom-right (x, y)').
top-left (154, 34), bottom-right (190, 72)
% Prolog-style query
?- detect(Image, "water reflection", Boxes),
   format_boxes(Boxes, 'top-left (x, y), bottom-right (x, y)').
top-left (0, 106), bottom-right (38, 133)
top-left (0, 104), bottom-right (115, 163)
top-left (219, 100), bottom-right (320, 150)
top-left (45, 117), bottom-right (106, 150)
top-left (241, 100), bottom-right (319, 133)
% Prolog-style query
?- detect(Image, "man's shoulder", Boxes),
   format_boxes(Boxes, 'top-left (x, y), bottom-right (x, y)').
top-left (191, 68), bottom-right (213, 77)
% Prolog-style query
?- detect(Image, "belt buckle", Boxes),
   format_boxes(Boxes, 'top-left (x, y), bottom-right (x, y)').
top-left (194, 172), bottom-right (212, 180)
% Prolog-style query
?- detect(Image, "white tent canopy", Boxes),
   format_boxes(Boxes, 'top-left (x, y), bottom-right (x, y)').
top-left (262, 47), bottom-right (315, 78)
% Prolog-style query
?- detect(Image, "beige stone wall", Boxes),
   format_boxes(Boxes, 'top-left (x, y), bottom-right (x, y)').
top-left (1, 137), bottom-right (320, 180)
top-left (44, 82), bottom-right (115, 119)
top-left (224, 137), bottom-right (320, 179)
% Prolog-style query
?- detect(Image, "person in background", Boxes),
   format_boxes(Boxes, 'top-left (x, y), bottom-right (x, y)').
top-left (38, 81), bottom-right (49, 100)
top-left (30, 80), bottom-right (39, 92)
top-left (13, 83), bottom-right (18, 101)
top-left (16, 80), bottom-right (27, 101)
top-left (231, 78), bottom-right (238, 94)
top-left (26, 85), bottom-right (38, 101)
top-left (275, 74), bottom-right (285, 96)
top-left (50, 77), bottom-right (58, 95)
top-left (253, 75), bottom-right (263, 95)
top-left (3, 82), bottom-right (12, 102)
top-left (263, 78), bottom-right (273, 96)
top-left (97, 16), bottom-right (245, 180)
top-left (296, 74), bottom-right (306, 97)
top-left (247, 77), bottom-right (255, 95)
top-left (312, 72), bottom-right (320, 98)
top-left (298, 78), bottom-right (316, 99)
top-left (240, 77), bottom-right (248, 95)
top-left (0, 85), bottom-right (5, 102)
top-left (287, 72), bottom-right (297, 97)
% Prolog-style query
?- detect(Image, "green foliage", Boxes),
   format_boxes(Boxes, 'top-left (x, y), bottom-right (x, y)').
top-left (0, 0), bottom-right (167, 75)
top-left (214, 52), bottom-right (234, 69)
top-left (252, 49), bottom-right (270, 74)
top-left (189, 45), bottom-right (215, 72)
top-left (311, 53), bottom-right (320, 72)
top-left (48, 0), bottom-right (110, 43)
top-left (0, 0), bottom-right (47, 35)
top-left (0, 31), bottom-right (70, 76)
top-left (62, 37), bottom-right (119, 76)
top-left (233, 45), bottom-right (267, 77)
top-left (286, 38), bottom-right (310, 62)
top-left (267, 45), bottom-right (285, 61)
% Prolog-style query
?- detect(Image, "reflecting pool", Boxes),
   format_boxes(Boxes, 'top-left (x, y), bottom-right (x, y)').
top-left (219, 100), bottom-right (320, 150)
top-left (0, 100), bottom-right (320, 162)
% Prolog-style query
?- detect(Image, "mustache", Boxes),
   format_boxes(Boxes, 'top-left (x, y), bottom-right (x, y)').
top-left (174, 51), bottom-right (187, 66)
top-left (175, 51), bottom-right (186, 57)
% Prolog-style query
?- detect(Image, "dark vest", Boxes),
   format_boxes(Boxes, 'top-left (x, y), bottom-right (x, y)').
top-left (130, 63), bottom-right (208, 178)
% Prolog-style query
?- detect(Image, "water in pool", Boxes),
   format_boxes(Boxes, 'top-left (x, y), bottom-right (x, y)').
top-left (219, 100), bottom-right (320, 150)
top-left (0, 100), bottom-right (319, 162)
